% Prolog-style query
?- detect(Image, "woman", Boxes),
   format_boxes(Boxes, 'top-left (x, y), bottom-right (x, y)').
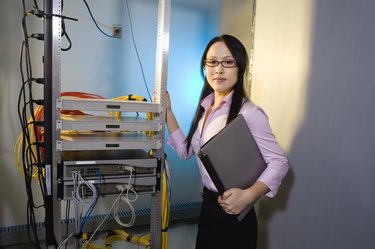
top-left (166, 34), bottom-right (289, 248)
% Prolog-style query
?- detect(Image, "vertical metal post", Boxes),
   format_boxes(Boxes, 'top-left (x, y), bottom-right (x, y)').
top-left (43, 0), bottom-right (55, 246)
top-left (151, 0), bottom-right (170, 248)
top-left (44, 0), bottom-right (62, 246)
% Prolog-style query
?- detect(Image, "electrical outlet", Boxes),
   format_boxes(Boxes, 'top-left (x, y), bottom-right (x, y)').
top-left (112, 24), bottom-right (122, 38)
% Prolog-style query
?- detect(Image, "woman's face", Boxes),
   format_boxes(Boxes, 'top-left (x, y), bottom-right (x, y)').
top-left (205, 41), bottom-right (238, 96)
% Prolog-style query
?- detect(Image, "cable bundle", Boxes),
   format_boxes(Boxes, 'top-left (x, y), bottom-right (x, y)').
top-left (110, 95), bottom-right (155, 137)
top-left (18, 2), bottom-right (48, 248)
top-left (71, 171), bottom-right (101, 234)
top-left (79, 158), bottom-right (171, 249)
top-left (57, 170), bottom-right (102, 249)
top-left (111, 159), bottom-right (171, 249)
top-left (161, 159), bottom-right (172, 249)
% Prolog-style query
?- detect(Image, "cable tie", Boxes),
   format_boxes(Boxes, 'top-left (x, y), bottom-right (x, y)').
top-left (33, 121), bottom-right (44, 126)
top-left (52, 13), bottom-right (78, 22)
top-left (33, 99), bottom-right (44, 105)
top-left (34, 141), bottom-right (45, 147)
top-left (33, 162), bottom-right (45, 168)
top-left (30, 33), bottom-right (44, 41)
top-left (33, 12), bottom-right (63, 21)
top-left (30, 9), bottom-right (45, 18)
top-left (32, 78), bottom-right (44, 84)
top-left (126, 234), bottom-right (133, 242)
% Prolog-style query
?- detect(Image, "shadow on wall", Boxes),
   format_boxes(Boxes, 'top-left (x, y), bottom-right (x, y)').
top-left (256, 1), bottom-right (375, 249)
top-left (256, 169), bottom-right (294, 249)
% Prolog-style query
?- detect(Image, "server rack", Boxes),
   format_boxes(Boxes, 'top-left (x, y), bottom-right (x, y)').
top-left (43, 0), bottom-right (170, 248)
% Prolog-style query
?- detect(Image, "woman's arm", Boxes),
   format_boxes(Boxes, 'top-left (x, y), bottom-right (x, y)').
top-left (164, 91), bottom-right (195, 160)
top-left (218, 181), bottom-right (269, 215)
top-left (243, 105), bottom-right (290, 198)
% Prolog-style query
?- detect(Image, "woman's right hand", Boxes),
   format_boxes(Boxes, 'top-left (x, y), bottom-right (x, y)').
top-left (165, 90), bottom-right (172, 112)
top-left (163, 90), bottom-right (180, 134)
top-left (152, 90), bottom-right (172, 112)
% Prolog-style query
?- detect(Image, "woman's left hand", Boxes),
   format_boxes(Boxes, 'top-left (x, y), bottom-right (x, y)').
top-left (217, 188), bottom-right (254, 215)
top-left (218, 182), bottom-right (269, 215)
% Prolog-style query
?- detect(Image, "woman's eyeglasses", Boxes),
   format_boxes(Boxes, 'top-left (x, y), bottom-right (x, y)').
top-left (204, 59), bottom-right (237, 68)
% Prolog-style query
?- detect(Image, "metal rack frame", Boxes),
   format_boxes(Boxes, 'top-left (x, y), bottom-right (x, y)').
top-left (43, 0), bottom-right (170, 248)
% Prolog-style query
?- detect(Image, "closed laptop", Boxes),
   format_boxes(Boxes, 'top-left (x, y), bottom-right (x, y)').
top-left (198, 114), bottom-right (266, 221)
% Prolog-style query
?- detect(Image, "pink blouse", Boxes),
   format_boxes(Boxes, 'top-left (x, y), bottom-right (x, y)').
top-left (167, 92), bottom-right (289, 198)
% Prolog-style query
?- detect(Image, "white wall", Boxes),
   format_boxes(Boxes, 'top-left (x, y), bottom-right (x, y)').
top-left (252, 0), bottom-right (375, 248)
top-left (0, 0), bottom-right (220, 228)
top-left (220, 1), bottom-right (375, 248)
top-left (220, 0), bottom-right (255, 95)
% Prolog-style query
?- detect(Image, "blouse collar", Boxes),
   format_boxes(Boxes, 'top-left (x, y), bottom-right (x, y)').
top-left (201, 91), bottom-right (234, 110)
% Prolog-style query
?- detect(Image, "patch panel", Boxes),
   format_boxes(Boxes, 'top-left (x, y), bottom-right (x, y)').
top-left (61, 176), bottom-right (157, 200)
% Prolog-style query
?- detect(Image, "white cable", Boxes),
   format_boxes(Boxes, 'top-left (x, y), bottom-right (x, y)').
top-left (114, 186), bottom-right (138, 227)
top-left (85, 166), bottom-right (139, 244)
top-left (56, 233), bottom-right (75, 249)
top-left (85, 187), bottom-right (127, 245)
top-left (113, 166), bottom-right (138, 227)
top-left (72, 171), bottom-right (82, 233)
top-left (71, 171), bottom-right (98, 234)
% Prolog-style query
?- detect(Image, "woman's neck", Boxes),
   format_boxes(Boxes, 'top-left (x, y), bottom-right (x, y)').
top-left (213, 91), bottom-right (229, 109)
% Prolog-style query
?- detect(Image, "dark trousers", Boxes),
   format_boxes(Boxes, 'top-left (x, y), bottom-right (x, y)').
top-left (195, 187), bottom-right (257, 249)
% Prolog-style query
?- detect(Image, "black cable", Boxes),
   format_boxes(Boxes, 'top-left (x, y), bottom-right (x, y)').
top-left (29, 0), bottom-right (74, 51)
top-left (32, 0), bottom-right (40, 12)
top-left (18, 1), bottom-right (47, 247)
top-left (19, 77), bottom-right (42, 249)
top-left (61, 19), bottom-right (73, 51)
top-left (124, 0), bottom-right (152, 100)
top-left (19, 32), bottom-right (39, 248)
top-left (61, 0), bottom-right (73, 51)
top-left (82, 0), bottom-right (113, 37)
top-left (21, 2), bottom-right (46, 187)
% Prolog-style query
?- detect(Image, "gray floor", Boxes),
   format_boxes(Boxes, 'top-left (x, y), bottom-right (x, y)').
top-left (2, 222), bottom-right (198, 249)
top-left (112, 222), bottom-right (197, 249)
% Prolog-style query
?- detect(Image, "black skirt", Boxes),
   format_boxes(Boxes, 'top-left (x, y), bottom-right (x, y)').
top-left (195, 187), bottom-right (258, 249)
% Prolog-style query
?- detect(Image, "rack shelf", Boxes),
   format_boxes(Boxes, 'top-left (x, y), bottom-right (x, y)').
top-left (58, 115), bottom-right (162, 132)
top-left (58, 132), bottom-right (162, 151)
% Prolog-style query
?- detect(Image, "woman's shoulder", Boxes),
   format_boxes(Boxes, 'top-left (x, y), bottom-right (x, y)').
top-left (240, 100), bottom-right (264, 115)
top-left (240, 100), bottom-right (271, 130)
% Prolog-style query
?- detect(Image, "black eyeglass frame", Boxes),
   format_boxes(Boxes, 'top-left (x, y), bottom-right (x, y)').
top-left (204, 59), bottom-right (238, 68)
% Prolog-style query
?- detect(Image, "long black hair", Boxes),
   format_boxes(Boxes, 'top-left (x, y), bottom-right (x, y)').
top-left (185, 34), bottom-right (249, 152)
